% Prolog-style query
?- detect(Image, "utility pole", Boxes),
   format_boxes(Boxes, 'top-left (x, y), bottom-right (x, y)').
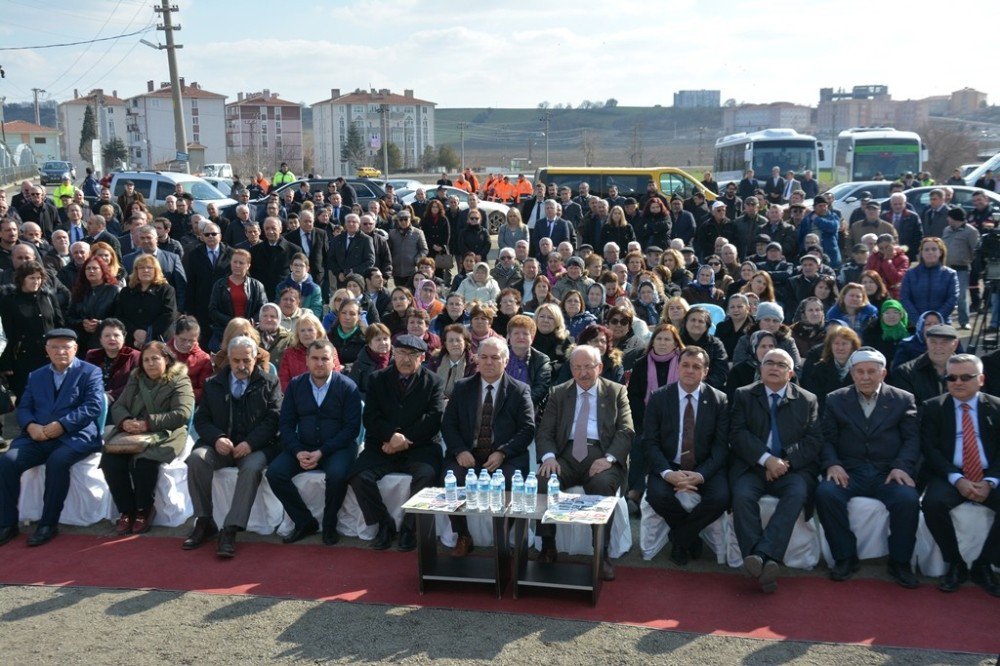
top-left (155, 0), bottom-right (188, 173)
top-left (378, 102), bottom-right (390, 177)
top-left (458, 122), bottom-right (467, 168)
top-left (31, 88), bottom-right (45, 125)
top-left (539, 110), bottom-right (551, 166)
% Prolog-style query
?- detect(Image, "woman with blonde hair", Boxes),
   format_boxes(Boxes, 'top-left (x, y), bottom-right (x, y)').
top-left (599, 205), bottom-right (636, 249)
top-left (89, 240), bottom-right (127, 285)
top-left (661, 296), bottom-right (690, 331)
top-left (255, 303), bottom-right (292, 368)
top-left (114, 254), bottom-right (177, 347)
top-left (498, 206), bottom-right (529, 251)
top-left (214, 317), bottom-right (275, 374)
top-left (278, 312), bottom-right (338, 391)
top-left (659, 248), bottom-right (691, 288)
top-left (532, 302), bottom-right (572, 377)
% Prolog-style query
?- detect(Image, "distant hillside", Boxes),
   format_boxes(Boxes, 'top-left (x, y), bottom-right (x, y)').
top-left (2, 102), bottom-right (58, 129)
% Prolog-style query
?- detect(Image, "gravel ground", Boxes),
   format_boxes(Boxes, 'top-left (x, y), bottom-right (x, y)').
top-left (0, 585), bottom-right (993, 665)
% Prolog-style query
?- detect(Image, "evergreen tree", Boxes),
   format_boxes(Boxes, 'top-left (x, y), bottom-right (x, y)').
top-left (79, 106), bottom-right (97, 163)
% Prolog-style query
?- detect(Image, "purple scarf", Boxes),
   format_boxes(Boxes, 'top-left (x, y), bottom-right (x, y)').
top-left (506, 353), bottom-right (529, 383)
top-left (645, 350), bottom-right (679, 403)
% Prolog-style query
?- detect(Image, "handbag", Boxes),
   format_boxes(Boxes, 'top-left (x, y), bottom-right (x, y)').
top-left (434, 253), bottom-right (455, 270)
top-left (102, 381), bottom-right (166, 455)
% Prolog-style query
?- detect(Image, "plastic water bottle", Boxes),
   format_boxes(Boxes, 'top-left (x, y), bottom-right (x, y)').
top-left (547, 473), bottom-right (561, 508)
top-left (464, 469), bottom-right (478, 511)
top-left (478, 469), bottom-right (491, 511)
top-left (444, 470), bottom-right (458, 505)
top-left (524, 473), bottom-right (538, 513)
top-left (489, 470), bottom-right (504, 512)
top-left (511, 470), bottom-right (525, 513)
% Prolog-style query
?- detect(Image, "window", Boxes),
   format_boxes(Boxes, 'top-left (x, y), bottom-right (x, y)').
top-left (107, 108), bottom-right (114, 115)
top-left (33, 137), bottom-right (47, 145)
top-left (193, 132), bottom-right (200, 143)
top-left (115, 177), bottom-right (152, 198)
top-left (191, 99), bottom-right (198, 109)
top-left (261, 106), bottom-right (267, 117)
top-left (276, 136), bottom-right (282, 148)
top-left (274, 107), bottom-right (282, 119)
top-left (659, 174), bottom-right (694, 198)
top-left (192, 107), bottom-right (198, 117)
top-left (156, 181), bottom-right (175, 201)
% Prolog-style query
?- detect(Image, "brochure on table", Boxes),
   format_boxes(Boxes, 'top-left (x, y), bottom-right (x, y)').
top-left (541, 494), bottom-right (617, 524)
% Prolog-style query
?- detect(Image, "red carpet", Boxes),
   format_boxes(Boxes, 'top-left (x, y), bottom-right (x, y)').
top-left (0, 534), bottom-right (996, 654)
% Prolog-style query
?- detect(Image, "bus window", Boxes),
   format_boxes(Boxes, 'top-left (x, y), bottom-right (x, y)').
top-left (603, 175), bottom-right (651, 198)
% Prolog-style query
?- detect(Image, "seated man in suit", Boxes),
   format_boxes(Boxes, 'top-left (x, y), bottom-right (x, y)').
top-left (184, 336), bottom-right (282, 557)
top-left (536, 345), bottom-right (634, 580)
top-left (921, 353), bottom-right (1000, 597)
top-left (815, 348), bottom-right (921, 587)
top-left (730, 348), bottom-right (823, 593)
top-left (441, 337), bottom-right (535, 556)
top-left (643, 347), bottom-right (730, 566)
top-left (0, 328), bottom-right (104, 547)
top-left (266, 340), bottom-right (362, 546)
top-left (349, 335), bottom-right (445, 552)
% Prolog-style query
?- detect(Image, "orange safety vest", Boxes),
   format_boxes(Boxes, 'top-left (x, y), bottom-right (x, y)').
top-left (453, 177), bottom-right (473, 193)
top-left (465, 173), bottom-right (480, 193)
top-left (494, 180), bottom-right (515, 202)
top-left (513, 178), bottom-right (533, 200)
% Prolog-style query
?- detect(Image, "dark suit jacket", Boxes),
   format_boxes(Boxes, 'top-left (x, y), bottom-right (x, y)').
top-left (184, 244), bottom-right (232, 320)
top-left (13, 358), bottom-right (104, 453)
top-left (729, 381), bottom-right (823, 479)
top-left (194, 367), bottom-right (282, 461)
top-left (285, 228), bottom-right (330, 283)
top-left (354, 365), bottom-right (445, 473)
top-left (820, 384), bottom-right (920, 476)
top-left (737, 177), bottom-right (759, 199)
top-left (560, 201), bottom-right (583, 226)
top-left (250, 237), bottom-right (301, 300)
top-left (441, 374), bottom-right (535, 470)
top-left (122, 248), bottom-right (188, 311)
top-left (530, 217), bottom-right (573, 258)
top-left (881, 211), bottom-right (923, 261)
top-left (643, 382), bottom-right (730, 481)
top-left (83, 230), bottom-right (122, 258)
top-left (920, 392), bottom-right (1000, 482)
top-left (329, 231), bottom-right (375, 280)
top-left (279, 371), bottom-right (361, 457)
top-left (536, 377), bottom-right (634, 465)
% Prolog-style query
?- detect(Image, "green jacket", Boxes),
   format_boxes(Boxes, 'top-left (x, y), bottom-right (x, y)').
top-left (109, 363), bottom-right (195, 463)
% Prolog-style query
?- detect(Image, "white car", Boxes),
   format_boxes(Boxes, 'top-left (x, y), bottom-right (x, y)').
top-left (109, 171), bottom-right (237, 217)
top-left (398, 185), bottom-right (510, 235)
top-left (384, 179), bottom-right (423, 191)
top-left (825, 181), bottom-right (897, 220)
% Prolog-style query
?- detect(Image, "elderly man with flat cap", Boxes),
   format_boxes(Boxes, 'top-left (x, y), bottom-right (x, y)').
top-left (0, 328), bottom-right (104, 547)
top-left (815, 347), bottom-right (921, 587)
top-left (349, 334), bottom-right (445, 552)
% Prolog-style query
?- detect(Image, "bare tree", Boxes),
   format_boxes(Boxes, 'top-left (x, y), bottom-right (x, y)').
top-left (581, 130), bottom-right (598, 167)
top-left (921, 124), bottom-right (979, 181)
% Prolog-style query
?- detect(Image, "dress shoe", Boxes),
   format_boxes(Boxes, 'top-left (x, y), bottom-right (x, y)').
top-left (887, 560), bottom-right (919, 589)
top-left (132, 507), bottom-right (156, 535)
top-left (830, 556), bottom-right (860, 582)
top-left (282, 519), bottom-right (319, 544)
top-left (669, 542), bottom-right (690, 567)
top-left (371, 521), bottom-right (396, 550)
top-left (600, 556), bottom-right (616, 581)
top-left (938, 561), bottom-right (969, 593)
top-left (322, 529), bottom-right (340, 546)
top-left (182, 517), bottom-right (218, 550)
top-left (969, 562), bottom-right (1000, 597)
top-left (759, 559), bottom-right (780, 594)
top-left (0, 525), bottom-right (19, 546)
top-left (452, 534), bottom-right (474, 557)
top-left (216, 528), bottom-right (237, 558)
top-left (689, 538), bottom-right (704, 561)
top-left (397, 526), bottom-right (416, 552)
top-left (743, 553), bottom-right (764, 579)
top-left (537, 537), bottom-right (558, 564)
top-left (115, 513), bottom-right (134, 536)
top-left (27, 525), bottom-right (58, 547)
top-left (626, 497), bottom-right (641, 517)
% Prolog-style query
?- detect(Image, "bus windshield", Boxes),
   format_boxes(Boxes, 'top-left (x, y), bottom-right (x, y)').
top-left (750, 140), bottom-right (817, 175)
top-left (852, 139), bottom-right (920, 181)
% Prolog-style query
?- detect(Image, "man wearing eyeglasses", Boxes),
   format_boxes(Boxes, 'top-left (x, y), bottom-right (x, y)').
top-left (535, 345), bottom-right (634, 581)
top-left (730, 348), bottom-right (822, 593)
top-left (17, 186), bottom-right (59, 239)
top-left (184, 222), bottom-right (232, 345)
top-left (920, 354), bottom-right (1000, 597)
top-left (815, 348), bottom-right (921, 587)
top-left (440, 337), bottom-right (534, 556)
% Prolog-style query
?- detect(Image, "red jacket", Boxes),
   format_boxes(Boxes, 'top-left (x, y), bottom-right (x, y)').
top-left (168, 339), bottom-right (214, 401)
top-left (278, 344), bottom-right (343, 392)
top-left (866, 249), bottom-right (909, 298)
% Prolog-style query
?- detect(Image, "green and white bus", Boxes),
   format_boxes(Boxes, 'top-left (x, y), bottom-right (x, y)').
top-left (835, 128), bottom-right (927, 182)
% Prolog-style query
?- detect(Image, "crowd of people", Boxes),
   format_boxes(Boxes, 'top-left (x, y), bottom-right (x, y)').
top-left (0, 168), bottom-right (998, 597)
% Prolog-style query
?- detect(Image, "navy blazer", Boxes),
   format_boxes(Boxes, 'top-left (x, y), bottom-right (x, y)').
top-left (14, 358), bottom-right (104, 453)
top-left (729, 381), bottom-right (823, 479)
top-left (642, 382), bottom-right (730, 482)
top-left (531, 217), bottom-right (572, 257)
top-left (920, 392), bottom-right (1000, 482)
top-left (279, 372), bottom-right (362, 458)
top-left (820, 383), bottom-right (920, 476)
top-left (441, 373), bottom-right (535, 470)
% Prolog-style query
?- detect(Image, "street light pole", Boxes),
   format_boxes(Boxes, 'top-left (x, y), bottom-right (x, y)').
top-left (153, 1), bottom-right (188, 173)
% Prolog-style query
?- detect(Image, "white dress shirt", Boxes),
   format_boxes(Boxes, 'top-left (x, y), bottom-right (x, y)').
top-left (951, 395), bottom-right (998, 487)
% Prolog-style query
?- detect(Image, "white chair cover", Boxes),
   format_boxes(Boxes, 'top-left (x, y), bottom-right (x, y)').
top-left (210, 467), bottom-right (285, 535)
top-left (724, 495), bottom-right (821, 569)
top-left (818, 496), bottom-right (894, 566)
top-left (18, 453), bottom-right (113, 526)
top-left (639, 491), bottom-right (728, 563)
top-left (915, 502), bottom-right (996, 577)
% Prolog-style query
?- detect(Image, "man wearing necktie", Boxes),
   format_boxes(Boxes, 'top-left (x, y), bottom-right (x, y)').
top-left (183, 222), bottom-right (231, 347)
top-left (520, 182), bottom-right (547, 227)
top-left (536, 345), bottom-right (634, 580)
top-left (440, 338), bottom-right (535, 556)
top-left (730, 348), bottom-right (822, 593)
top-left (643, 347), bottom-right (731, 566)
top-left (920, 353), bottom-right (1000, 597)
top-left (184, 336), bottom-right (282, 557)
top-left (530, 199), bottom-right (568, 259)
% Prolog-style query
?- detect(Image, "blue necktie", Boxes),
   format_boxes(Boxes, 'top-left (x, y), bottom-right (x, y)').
top-left (233, 379), bottom-right (246, 398)
top-left (769, 393), bottom-right (783, 457)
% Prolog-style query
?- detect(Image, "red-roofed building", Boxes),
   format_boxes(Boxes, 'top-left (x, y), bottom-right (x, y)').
top-left (225, 90), bottom-right (303, 174)
top-left (2, 120), bottom-right (61, 161)
top-left (312, 88), bottom-right (436, 176)
top-left (125, 79), bottom-right (226, 170)
top-left (57, 88), bottom-right (127, 168)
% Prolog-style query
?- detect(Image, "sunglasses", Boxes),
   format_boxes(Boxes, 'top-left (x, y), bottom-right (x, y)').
top-left (608, 318), bottom-right (628, 325)
top-left (203, 232), bottom-right (219, 237)
top-left (945, 374), bottom-right (978, 383)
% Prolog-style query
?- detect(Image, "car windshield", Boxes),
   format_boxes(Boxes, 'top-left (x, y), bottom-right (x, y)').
top-left (43, 162), bottom-right (67, 170)
top-left (179, 180), bottom-right (227, 200)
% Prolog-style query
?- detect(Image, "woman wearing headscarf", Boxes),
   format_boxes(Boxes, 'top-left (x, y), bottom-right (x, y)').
top-left (862, 299), bottom-right (909, 362)
top-left (585, 282), bottom-right (609, 322)
top-left (891, 310), bottom-right (943, 370)
top-left (413, 278), bottom-right (445, 319)
top-left (725, 330), bottom-right (778, 401)
top-left (790, 296), bottom-right (828, 358)
top-left (631, 279), bottom-right (662, 327)
top-left (456, 261), bottom-right (500, 304)
top-left (681, 264), bottom-right (726, 306)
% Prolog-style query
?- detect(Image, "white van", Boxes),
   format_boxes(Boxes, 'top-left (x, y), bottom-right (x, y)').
top-left (109, 171), bottom-right (236, 216)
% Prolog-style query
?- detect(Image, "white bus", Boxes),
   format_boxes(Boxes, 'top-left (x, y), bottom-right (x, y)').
top-left (713, 128), bottom-right (823, 186)
top-left (835, 128), bottom-right (927, 182)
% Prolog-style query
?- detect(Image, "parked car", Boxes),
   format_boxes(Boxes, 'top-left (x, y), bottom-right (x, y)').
top-left (202, 163), bottom-right (234, 178)
top-left (384, 179), bottom-right (423, 191)
top-left (202, 177), bottom-right (234, 197)
top-left (397, 185), bottom-right (510, 235)
top-left (825, 180), bottom-right (896, 220)
top-left (109, 171), bottom-right (237, 217)
top-left (874, 185), bottom-right (1000, 218)
top-left (356, 166), bottom-right (382, 178)
top-left (38, 160), bottom-right (76, 185)
top-left (254, 178), bottom-right (387, 210)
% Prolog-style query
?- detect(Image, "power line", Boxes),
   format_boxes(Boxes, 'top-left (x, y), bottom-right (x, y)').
top-left (45, 0), bottom-right (125, 90)
top-left (0, 24), bottom-right (152, 51)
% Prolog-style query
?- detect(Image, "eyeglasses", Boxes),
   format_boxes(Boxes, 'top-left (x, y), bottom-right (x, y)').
top-left (608, 318), bottom-right (628, 325)
top-left (761, 359), bottom-right (791, 369)
top-left (708, 262), bottom-right (721, 267)
top-left (203, 232), bottom-right (219, 237)
top-left (571, 364), bottom-right (600, 372)
top-left (945, 374), bottom-right (978, 382)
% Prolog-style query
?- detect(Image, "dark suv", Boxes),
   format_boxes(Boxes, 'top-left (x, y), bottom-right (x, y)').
top-left (38, 160), bottom-right (76, 185)
top-left (259, 178), bottom-right (386, 208)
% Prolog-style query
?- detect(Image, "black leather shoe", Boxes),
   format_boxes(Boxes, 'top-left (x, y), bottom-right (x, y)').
top-left (938, 561), bottom-right (969, 592)
top-left (397, 526), bottom-right (416, 552)
top-left (759, 558), bottom-right (780, 594)
top-left (282, 519), bottom-right (319, 544)
top-left (537, 537), bottom-right (558, 564)
top-left (669, 542), bottom-right (690, 566)
top-left (322, 529), bottom-right (340, 546)
top-left (887, 560), bottom-right (919, 589)
top-left (182, 517), bottom-right (218, 550)
top-left (216, 528), bottom-right (236, 558)
top-left (27, 525), bottom-right (58, 547)
top-left (969, 562), bottom-right (1000, 597)
top-left (371, 521), bottom-right (396, 550)
top-left (600, 556), bottom-right (616, 581)
top-left (830, 556), bottom-right (860, 582)
top-left (0, 525), bottom-right (19, 546)
top-left (689, 538), bottom-right (704, 561)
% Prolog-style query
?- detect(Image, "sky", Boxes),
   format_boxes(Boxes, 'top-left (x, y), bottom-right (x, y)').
top-left (1, 0), bottom-right (996, 111)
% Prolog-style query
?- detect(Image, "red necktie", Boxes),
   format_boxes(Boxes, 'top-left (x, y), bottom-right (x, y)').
top-left (961, 404), bottom-right (984, 483)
